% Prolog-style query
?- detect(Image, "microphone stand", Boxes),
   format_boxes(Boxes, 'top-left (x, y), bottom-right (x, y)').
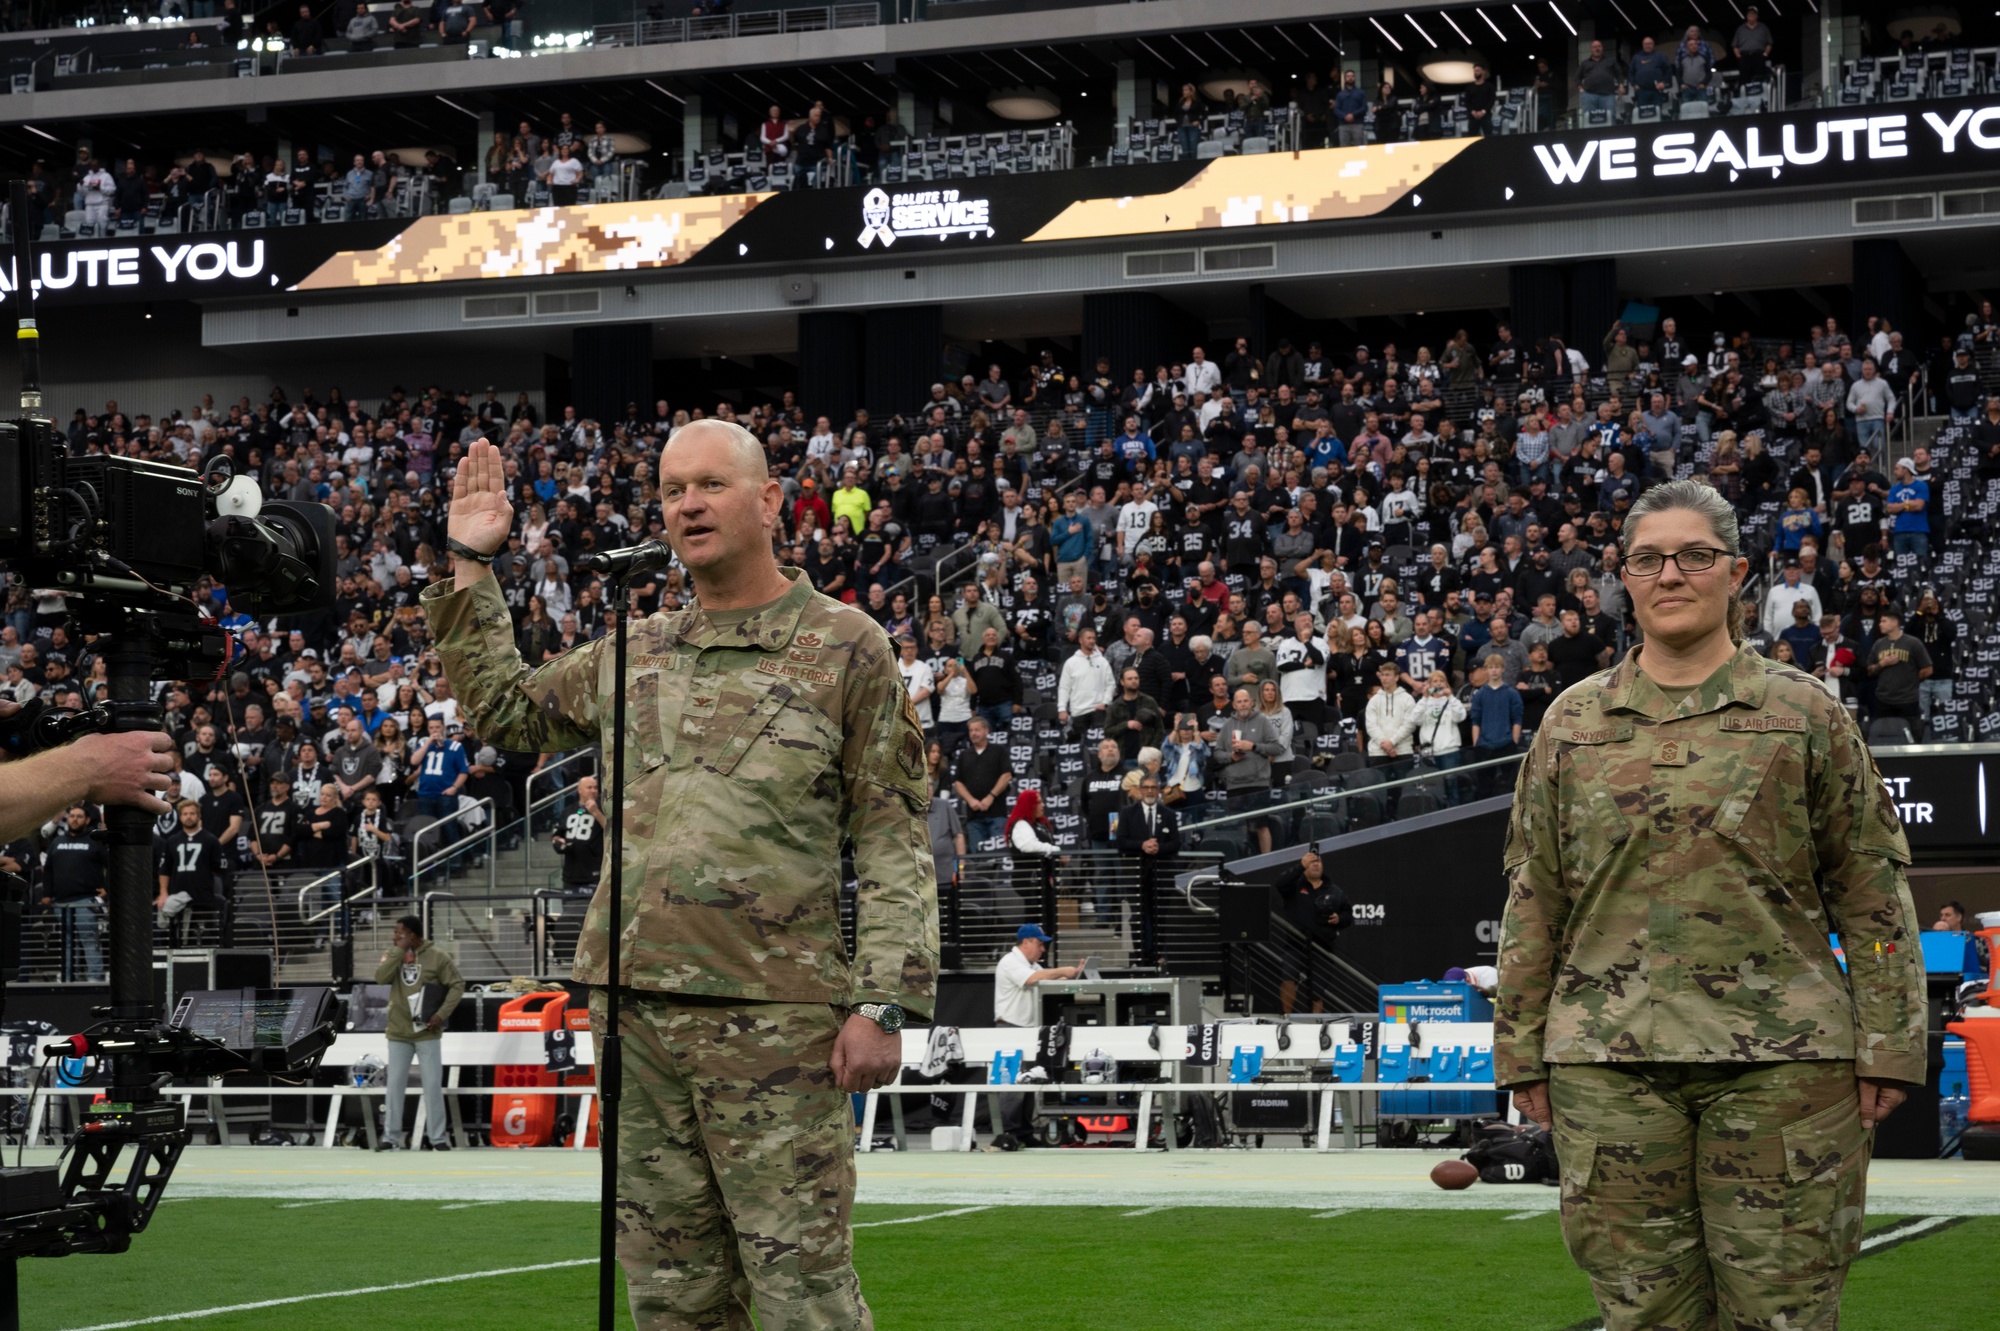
top-left (597, 567), bottom-right (637, 1331)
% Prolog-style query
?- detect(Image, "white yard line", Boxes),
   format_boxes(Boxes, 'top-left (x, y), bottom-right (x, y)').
top-left (274, 1200), bottom-right (343, 1210)
top-left (850, 1205), bottom-right (993, 1229)
top-left (1504, 1209), bottom-right (1545, 1220)
top-left (440, 1201), bottom-right (507, 1211)
top-left (57, 1260), bottom-right (596, 1331)
top-left (1311, 1208), bottom-right (1353, 1219)
top-left (1120, 1205), bottom-right (1175, 1217)
top-left (1859, 1214), bottom-right (1956, 1251)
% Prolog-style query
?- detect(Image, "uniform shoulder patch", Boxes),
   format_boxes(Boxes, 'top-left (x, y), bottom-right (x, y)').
top-left (899, 730), bottom-right (924, 782)
top-left (1719, 714), bottom-right (1808, 733)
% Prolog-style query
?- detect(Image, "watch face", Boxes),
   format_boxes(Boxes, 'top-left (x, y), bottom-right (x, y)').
top-left (876, 1005), bottom-right (905, 1033)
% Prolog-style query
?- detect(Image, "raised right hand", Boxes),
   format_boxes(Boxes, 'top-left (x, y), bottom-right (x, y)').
top-left (449, 439), bottom-right (514, 556)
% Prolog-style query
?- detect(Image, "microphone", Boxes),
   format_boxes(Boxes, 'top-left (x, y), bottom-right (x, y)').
top-left (577, 539), bottom-right (675, 578)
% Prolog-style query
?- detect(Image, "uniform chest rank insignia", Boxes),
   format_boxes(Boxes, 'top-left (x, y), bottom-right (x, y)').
top-left (1652, 736), bottom-right (1689, 766)
top-left (796, 631), bottom-right (826, 649)
top-left (788, 647), bottom-right (821, 664)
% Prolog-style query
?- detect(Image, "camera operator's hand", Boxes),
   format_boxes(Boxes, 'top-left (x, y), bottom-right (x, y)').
top-left (448, 438), bottom-right (514, 568)
top-left (0, 708), bottom-right (175, 842)
top-left (75, 731), bottom-right (177, 814)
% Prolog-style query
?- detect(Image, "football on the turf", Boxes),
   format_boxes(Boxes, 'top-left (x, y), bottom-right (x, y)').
top-left (1431, 1159), bottom-right (1479, 1190)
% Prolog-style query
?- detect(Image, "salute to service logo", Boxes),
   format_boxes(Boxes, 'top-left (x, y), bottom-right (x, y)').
top-left (858, 187), bottom-right (995, 248)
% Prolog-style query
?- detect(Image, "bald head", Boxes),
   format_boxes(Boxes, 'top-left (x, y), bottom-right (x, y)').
top-left (664, 418), bottom-right (769, 482)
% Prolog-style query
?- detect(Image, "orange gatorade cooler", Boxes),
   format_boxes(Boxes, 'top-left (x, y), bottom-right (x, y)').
top-left (490, 991), bottom-right (569, 1147)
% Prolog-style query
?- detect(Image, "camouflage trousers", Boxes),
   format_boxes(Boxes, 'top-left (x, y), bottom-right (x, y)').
top-left (1548, 1060), bottom-right (1869, 1331)
top-left (590, 989), bottom-right (871, 1331)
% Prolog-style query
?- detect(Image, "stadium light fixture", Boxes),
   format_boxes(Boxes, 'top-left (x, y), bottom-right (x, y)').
top-left (1548, 2), bottom-right (1578, 36)
top-left (1197, 68), bottom-right (1264, 100)
top-left (1404, 14), bottom-right (1438, 47)
top-left (1422, 48), bottom-right (1487, 84)
top-left (1368, 16), bottom-right (1405, 51)
top-left (1476, 8), bottom-right (1509, 40)
top-left (1512, 3), bottom-right (1543, 37)
top-left (987, 86), bottom-right (1060, 120)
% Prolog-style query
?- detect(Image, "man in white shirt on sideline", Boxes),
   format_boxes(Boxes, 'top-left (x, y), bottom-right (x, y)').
top-left (993, 923), bottom-right (1083, 1027)
top-left (992, 923), bottom-right (1083, 1143)
top-left (1057, 626), bottom-right (1117, 739)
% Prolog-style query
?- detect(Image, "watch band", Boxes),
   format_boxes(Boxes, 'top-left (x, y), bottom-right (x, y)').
top-left (447, 538), bottom-right (497, 565)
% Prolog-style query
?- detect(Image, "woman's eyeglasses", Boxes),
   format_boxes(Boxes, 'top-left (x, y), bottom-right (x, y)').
top-left (1620, 547), bottom-right (1729, 577)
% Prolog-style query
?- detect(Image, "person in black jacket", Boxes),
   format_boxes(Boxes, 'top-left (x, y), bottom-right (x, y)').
top-left (41, 805), bottom-right (107, 981)
top-left (1114, 775), bottom-right (1179, 862)
top-left (1274, 848), bottom-right (1348, 1014)
top-left (965, 627), bottom-right (1021, 735)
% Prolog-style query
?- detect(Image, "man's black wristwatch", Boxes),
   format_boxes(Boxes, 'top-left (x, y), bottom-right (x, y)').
top-left (447, 538), bottom-right (496, 565)
top-left (855, 1003), bottom-right (905, 1034)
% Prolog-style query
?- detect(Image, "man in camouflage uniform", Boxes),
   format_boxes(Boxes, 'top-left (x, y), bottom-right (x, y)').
top-left (422, 426), bottom-right (937, 1331)
top-left (1497, 483), bottom-right (1924, 1331)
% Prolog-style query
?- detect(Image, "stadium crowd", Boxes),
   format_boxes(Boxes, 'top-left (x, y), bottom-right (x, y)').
top-left (3, 296), bottom-right (1996, 975)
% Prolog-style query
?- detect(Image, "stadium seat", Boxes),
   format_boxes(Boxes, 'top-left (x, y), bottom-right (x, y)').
top-left (1867, 718), bottom-right (1916, 746)
top-left (488, 193), bottom-right (514, 211)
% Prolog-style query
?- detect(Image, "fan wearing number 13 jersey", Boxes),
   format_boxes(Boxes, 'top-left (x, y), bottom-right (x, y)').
top-left (551, 774), bottom-right (606, 893)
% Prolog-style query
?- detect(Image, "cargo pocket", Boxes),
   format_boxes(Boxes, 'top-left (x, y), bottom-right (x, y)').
top-left (1779, 1095), bottom-right (1868, 1277)
top-left (794, 1118), bottom-right (853, 1276)
top-left (1552, 1119), bottom-right (1701, 1280)
top-left (1708, 1093), bottom-right (1867, 1279)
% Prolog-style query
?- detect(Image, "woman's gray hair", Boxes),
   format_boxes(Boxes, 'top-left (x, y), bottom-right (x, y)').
top-left (1624, 478), bottom-right (1741, 558)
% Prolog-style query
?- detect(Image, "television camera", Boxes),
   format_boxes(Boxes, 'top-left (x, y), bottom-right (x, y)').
top-left (0, 178), bottom-right (340, 1325)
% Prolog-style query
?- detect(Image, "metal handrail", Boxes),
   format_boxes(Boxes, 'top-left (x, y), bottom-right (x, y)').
top-left (301, 866), bottom-right (390, 927)
top-left (1182, 749), bottom-right (1526, 834)
top-left (526, 748), bottom-right (600, 811)
top-left (410, 797), bottom-right (497, 896)
top-left (1179, 869), bottom-right (1221, 916)
top-left (594, 3), bottom-right (879, 48)
top-left (291, 853), bottom-right (380, 916)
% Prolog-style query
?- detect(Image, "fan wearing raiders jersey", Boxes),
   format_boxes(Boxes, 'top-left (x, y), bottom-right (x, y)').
top-left (251, 778), bottom-right (302, 869)
top-left (155, 799), bottom-right (226, 946)
top-left (551, 775), bottom-right (607, 893)
top-left (1072, 738), bottom-right (1130, 847)
top-left (548, 775), bottom-right (606, 965)
top-left (1172, 507), bottom-right (1213, 582)
top-left (1833, 484), bottom-right (1885, 563)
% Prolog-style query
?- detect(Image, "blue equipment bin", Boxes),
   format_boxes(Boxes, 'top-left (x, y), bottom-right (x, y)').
top-left (1379, 980), bottom-right (1494, 1024)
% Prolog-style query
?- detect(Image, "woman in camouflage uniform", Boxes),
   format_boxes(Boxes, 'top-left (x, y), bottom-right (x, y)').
top-left (1497, 480), bottom-right (1925, 1331)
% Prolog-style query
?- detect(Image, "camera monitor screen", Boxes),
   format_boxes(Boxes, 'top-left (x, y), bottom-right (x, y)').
top-left (167, 987), bottom-right (336, 1056)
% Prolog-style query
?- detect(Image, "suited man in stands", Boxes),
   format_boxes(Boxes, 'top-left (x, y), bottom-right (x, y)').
top-left (1114, 772), bottom-right (1180, 864)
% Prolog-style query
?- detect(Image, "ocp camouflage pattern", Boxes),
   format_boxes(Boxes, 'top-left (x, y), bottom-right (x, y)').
top-left (592, 990), bottom-right (872, 1331)
top-left (421, 567), bottom-right (939, 1018)
top-left (1548, 1059), bottom-right (1868, 1331)
top-left (1496, 643), bottom-right (1926, 1087)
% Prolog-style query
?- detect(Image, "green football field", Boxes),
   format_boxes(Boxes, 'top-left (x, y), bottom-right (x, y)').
top-left (20, 1199), bottom-right (1993, 1330)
